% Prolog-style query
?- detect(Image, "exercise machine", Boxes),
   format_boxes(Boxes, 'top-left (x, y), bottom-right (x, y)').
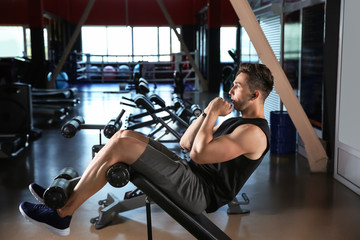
top-left (42, 162), bottom-right (232, 239)
top-left (32, 87), bottom-right (80, 125)
top-left (0, 83), bottom-right (32, 158)
top-left (100, 163), bottom-right (232, 239)
top-left (120, 94), bottom-right (190, 142)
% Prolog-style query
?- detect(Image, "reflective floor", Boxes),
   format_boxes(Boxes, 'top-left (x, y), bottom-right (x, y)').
top-left (1, 83), bottom-right (360, 240)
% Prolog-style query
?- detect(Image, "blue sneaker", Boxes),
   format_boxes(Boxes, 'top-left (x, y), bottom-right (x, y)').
top-left (29, 183), bottom-right (45, 204)
top-left (19, 201), bottom-right (72, 236)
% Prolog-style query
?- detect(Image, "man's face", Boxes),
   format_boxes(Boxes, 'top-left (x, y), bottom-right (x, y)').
top-left (229, 73), bottom-right (253, 111)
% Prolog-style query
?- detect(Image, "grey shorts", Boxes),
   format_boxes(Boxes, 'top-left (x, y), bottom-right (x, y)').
top-left (130, 139), bottom-right (207, 214)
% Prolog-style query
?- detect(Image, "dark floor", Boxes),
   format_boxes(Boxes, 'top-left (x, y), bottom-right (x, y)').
top-left (1, 83), bottom-right (360, 240)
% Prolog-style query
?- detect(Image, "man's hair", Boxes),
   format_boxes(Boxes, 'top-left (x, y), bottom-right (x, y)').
top-left (236, 63), bottom-right (274, 100)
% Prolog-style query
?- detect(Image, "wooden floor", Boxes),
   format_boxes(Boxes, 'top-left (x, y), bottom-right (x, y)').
top-left (1, 83), bottom-right (360, 240)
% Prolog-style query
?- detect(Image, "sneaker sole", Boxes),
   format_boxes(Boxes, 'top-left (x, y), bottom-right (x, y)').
top-left (28, 184), bottom-right (45, 204)
top-left (19, 205), bottom-right (70, 236)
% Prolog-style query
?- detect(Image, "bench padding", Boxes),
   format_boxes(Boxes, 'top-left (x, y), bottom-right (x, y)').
top-left (131, 173), bottom-right (232, 240)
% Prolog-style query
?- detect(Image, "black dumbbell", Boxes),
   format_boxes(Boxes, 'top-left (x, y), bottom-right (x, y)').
top-left (43, 167), bottom-right (80, 209)
top-left (61, 116), bottom-right (85, 138)
top-left (106, 163), bottom-right (130, 188)
top-left (103, 109), bottom-right (125, 139)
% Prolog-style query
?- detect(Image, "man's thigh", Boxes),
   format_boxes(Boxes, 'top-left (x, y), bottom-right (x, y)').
top-left (130, 142), bottom-right (207, 214)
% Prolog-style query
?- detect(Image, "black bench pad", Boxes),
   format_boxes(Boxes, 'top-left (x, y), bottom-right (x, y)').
top-left (131, 174), bottom-right (232, 240)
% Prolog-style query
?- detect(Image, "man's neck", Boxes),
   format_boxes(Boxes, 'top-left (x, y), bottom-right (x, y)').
top-left (240, 106), bottom-right (265, 119)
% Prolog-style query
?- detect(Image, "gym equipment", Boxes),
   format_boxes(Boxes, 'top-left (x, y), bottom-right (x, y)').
top-left (32, 104), bottom-right (68, 124)
top-left (118, 65), bottom-right (130, 78)
top-left (106, 162), bottom-right (130, 188)
top-left (43, 167), bottom-right (80, 209)
top-left (147, 93), bottom-right (190, 129)
top-left (0, 83), bottom-right (32, 158)
top-left (171, 93), bottom-right (200, 124)
top-left (32, 87), bottom-right (78, 99)
top-left (61, 110), bottom-right (126, 148)
top-left (172, 93), bottom-right (185, 109)
top-left (61, 116), bottom-right (85, 138)
top-left (132, 94), bottom-right (182, 140)
top-left (103, 65), bottom-right (116, 80)
top-left (227, 193), bottom-right (250, 214)
top-left (190, 104), bottom-right (202, 117)
top-left (91, 163), bottom-right (232, 239)
top-left (173, 70), bottom-right (184, 98)
top-left (124, 64), bottom-right (150, 94)
top-left (138, 77), bottom-right (149, 94)
top-left (103, 109), bottom-right (125, 139)
top-left (89, 66), bottom-right (101, 80)
top-left (222, 49), bottom-right (240, 95)
top-left (47, 71), bottom-right (69, 89)
top-left (120, 94), bottom-right (189, 141)
top-left (0, 83), bottom-right (32, 134)
top-left (31, 87), bottom-right (79, 125)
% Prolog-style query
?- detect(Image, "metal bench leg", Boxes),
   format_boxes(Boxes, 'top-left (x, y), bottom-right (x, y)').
top-left (145, 197), bottom-right (152, 240)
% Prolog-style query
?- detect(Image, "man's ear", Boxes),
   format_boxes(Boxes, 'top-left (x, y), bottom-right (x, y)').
top-left (251, 90), bottom-right (259, 99)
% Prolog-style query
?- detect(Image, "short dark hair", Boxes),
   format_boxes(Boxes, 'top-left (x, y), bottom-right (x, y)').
top-left (236, 63), bottom-right (274, 100)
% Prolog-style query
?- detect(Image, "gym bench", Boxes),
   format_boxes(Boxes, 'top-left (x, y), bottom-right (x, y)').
top-left (131, 173), bottom-right (232, 240)
top-left (45, 163), bottom-right (233, 239)
top-left (100, 163), bottom-right (232, 240)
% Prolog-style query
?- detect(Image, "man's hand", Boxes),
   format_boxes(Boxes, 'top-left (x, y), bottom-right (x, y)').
top-left (204, 97), bottom-right (233, 117)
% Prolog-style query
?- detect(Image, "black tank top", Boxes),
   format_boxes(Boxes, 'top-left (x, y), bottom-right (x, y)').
top-left (188, 117), bottom-right (270, 213)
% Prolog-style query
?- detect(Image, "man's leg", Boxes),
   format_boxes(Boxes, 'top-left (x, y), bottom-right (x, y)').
top-left (27, 130), bottom-right (149, 203)
top-left (19, 130), bottom-right (151, 235)
top-left (57, 130), bottom-right (149, 217)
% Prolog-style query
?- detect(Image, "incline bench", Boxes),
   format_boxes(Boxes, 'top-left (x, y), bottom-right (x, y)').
top-left (103, 163), bottom-right (232, 240)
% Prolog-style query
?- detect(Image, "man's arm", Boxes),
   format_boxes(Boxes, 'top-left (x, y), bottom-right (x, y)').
top-left (179, 114), bottom-right (207, 151)
top-left (190, 123), bottom-right (267, 164)
top-left (189, 97), bottom-right (267, 164)
top-left (179, 98), bottom-right (222, 151)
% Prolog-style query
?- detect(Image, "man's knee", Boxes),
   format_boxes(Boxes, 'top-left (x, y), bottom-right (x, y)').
top-left (113, 129), bottom-right (132, 138)
top-left (109, 136), bottom-right (147, 164)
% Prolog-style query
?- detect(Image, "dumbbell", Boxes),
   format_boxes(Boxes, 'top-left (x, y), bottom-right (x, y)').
top-left (172, 93), bottom-right (185, 109)
top-left (43, 167), bottom-right (80, 209)
top-left (103, 109), bottom-right (125, 139)
top-left (190, 104), bottom-right (202, 117)
top-left (189, 115), bottom-right (198, 124)
top-left (61, 116), bottom-right (85, 138)
top-left (106, 163), bottom-right (130, 188)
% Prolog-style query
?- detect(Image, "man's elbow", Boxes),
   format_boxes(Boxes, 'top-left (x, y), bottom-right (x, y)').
top-left (189, 150), bottom-right (206, 164)
top-left (179, 140), bottom-right (190, 152)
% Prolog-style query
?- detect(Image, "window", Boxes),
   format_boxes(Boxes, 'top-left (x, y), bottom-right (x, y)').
top-left (240, 28), bottom-right (259, 63)
top-left (159, 27), bottom-right (171, 61)
top-left (0, 26), bottom-right (25, 57)
top-left (220, 27), bottom-right (237, 62)
top-left (133, 27), bottom-right (158, 62)
top-left (81, 26), bottom-right (181, 63)
top-left (171, 28), bottom-right (181, 56)
top-left (82, 27), bottom-right (107, 62)
top-left (107, 26), bottom-right (132, 62)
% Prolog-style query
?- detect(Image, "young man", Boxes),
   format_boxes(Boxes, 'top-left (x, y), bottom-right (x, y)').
top-left (19, 62), bottom-right (274, 236)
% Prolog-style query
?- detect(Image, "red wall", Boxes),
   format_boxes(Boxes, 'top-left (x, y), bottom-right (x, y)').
top-left (0, 0), bottom-right (29, 25)
top-left (0, 0), bottom-right (238, 26)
